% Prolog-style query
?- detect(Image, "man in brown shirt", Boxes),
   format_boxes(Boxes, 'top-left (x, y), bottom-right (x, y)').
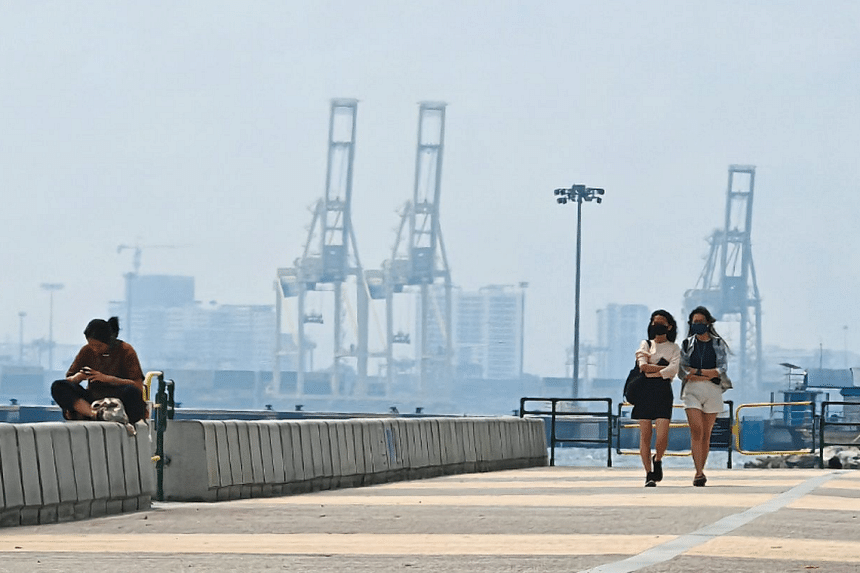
top-left (51, 317), bottom-right (147, 424)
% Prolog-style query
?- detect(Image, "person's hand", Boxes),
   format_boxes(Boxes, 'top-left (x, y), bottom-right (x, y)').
top-left (67, 370), bottom-right (88, 383)
top-left (82, 367), bottom-right (108, 383)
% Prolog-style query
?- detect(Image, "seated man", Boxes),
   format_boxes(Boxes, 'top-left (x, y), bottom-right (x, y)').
top-left (51, 316), bottom-right (146, 424)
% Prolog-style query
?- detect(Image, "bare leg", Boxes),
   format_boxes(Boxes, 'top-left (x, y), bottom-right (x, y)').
top-left (685, 408), bottom-right (706, 476)
top-left (654, 418), bottom-right (670, 462)
top-left (638, 420), bottom-right (653, 473)
top-left (700, 412), bottom-right (719, 469)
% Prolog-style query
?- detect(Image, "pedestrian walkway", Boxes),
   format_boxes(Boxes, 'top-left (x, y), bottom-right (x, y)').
top-left (1, 467), bottom-right (859, 572)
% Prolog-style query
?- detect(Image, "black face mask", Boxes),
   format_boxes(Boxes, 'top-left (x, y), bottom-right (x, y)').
top-left (690, 323), bottom-right (709, 336)
top-left (648, 324), bottom-right (669, 339)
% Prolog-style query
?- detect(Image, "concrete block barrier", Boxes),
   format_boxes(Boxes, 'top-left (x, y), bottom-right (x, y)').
top-left (0, 421), bottom-right (153, 527)
top-left (161, 416), bottom-right (547, 502)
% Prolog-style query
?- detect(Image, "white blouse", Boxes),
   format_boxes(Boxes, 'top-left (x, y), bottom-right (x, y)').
top-left (636, 339), bottom-right (681, 380)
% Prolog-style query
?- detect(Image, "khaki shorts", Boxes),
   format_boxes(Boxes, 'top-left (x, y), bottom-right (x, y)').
top-left (682, 380), bottom-right (725, 414)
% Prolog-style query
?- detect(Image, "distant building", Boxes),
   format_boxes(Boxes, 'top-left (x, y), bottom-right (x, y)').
top-left (421, 284), bottom-right (525, 380)
top-left (109, 275), bottom-right (282, 372)
top-left (596, 304), bottom-right (650, 380)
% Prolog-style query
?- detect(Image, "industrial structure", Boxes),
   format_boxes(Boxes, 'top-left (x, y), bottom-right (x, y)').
top-left (274, 99), bottom-right (371, 399)
top-left (378, 102), bottom-right (453, 401)
top-left (683, 164), bottom-right (763, 390)
top-left (273, 100), bottom-right (453, 405)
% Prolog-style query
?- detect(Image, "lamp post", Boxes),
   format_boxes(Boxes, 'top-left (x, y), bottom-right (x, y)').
top-left (518, 281), bottom-right (528, 379)
top-left (554, 184), bottom-right (604, 396)
top-left (40, 283), bottom-right (64, 371)
top-left (18, 311), bottom-right (26, 364)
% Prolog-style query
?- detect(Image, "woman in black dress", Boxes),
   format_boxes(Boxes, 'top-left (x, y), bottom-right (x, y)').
top-left (632, 310), bottom-right (681, 487)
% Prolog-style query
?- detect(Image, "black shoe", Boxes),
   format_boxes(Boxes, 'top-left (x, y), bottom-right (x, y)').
top-left (693, 474), bottom-right (707, 487)
top-left (652, 455), bottom-right (663, 482)
top-left (645, 472), bottom-right (657, 487)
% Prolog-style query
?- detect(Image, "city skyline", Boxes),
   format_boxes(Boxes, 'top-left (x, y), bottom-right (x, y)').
top-left (1, 2), bottom-right (858, 377)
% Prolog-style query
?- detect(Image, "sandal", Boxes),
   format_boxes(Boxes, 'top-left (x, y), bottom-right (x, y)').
top-left (693, 474), bottom-right (707, 487)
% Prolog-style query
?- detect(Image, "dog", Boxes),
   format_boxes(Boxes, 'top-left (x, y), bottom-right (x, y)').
top-left (91, 397), bottom-right (136, 436)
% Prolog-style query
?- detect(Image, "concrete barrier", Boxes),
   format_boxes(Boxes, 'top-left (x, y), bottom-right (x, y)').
top-left (162, 417), bottom-right (547, 502)
top-left (0, 421), bottom-right (153, 527)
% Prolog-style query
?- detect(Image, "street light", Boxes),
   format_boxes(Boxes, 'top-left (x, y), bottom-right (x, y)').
top-left (40, 283), bottom-right (64, 371)
top-left (18, 311), bottom-right (26, 364)
top-left (554, 184), bottom-right (605, 397)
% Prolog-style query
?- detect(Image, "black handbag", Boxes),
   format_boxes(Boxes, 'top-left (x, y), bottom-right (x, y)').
top-left (623, 340), bottom-right (665, 405)
top-left (623, 363), bottom-right (647, 405)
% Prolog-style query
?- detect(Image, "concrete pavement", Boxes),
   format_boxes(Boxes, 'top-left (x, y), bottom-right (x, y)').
top-left (1, 466), bottom-right (858, 572)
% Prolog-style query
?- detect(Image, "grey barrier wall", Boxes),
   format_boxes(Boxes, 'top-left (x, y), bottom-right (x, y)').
top-left (162, 417), bottom-right (548, 501)
top-left (0, 421), bottom-right (154, 527)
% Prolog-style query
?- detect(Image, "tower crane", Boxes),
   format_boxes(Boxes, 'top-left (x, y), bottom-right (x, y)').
top-left (116, 243), bottom-right (182, 341)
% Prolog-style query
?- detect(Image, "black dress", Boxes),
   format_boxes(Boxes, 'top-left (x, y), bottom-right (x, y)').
top-left (631, 376), bottom-right (674, 420)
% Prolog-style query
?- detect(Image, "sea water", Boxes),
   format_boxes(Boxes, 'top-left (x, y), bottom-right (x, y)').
top-left (552, 446), bottom-right (766, 469)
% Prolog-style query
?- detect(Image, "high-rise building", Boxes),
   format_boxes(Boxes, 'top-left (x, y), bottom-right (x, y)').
top-left (422, 284), bottom-right (524, 380)
top-left (109, 275), bottom-right (279, 372)
top-left (596, 304), bottom-right (650, 380)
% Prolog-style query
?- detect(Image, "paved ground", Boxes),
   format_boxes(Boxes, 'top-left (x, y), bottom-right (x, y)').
top-left (0, 466), bottom-right (858, 572)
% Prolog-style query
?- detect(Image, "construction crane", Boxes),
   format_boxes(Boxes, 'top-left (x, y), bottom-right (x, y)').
top-left (274, 99), bottom-right (372, 398)
top-left (374, 102), bottom-right (453, 402)
top-left (683, 165), bottom-right (763, 391)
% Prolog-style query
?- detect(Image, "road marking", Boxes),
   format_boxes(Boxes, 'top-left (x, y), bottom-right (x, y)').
top-left (578, 470), bottom-right (844, 573)
top-left (0, 533), bottom-right (671, 555)
top-left (688, 536), bottom-right (860, 562)
top-left (229, 492), bottom-right (774, 508)
top-left (379, 477), bottom-right (809, 489)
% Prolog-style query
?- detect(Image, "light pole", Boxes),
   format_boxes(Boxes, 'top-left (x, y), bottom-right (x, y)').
top-left (518, 281), bottom-right (528, 379)
top-left (554, 184), bottom-right (604, 397)
top-left (18, 311), bottom-right (26, 364)
top-left (40, 283), bottom-right (64, 371)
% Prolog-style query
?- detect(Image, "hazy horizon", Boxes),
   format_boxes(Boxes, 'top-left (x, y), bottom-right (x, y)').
top-left (2, 2), bottom-right (858, 378)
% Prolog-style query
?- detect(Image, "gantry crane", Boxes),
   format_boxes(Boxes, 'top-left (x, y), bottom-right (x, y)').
top-left (373, 102), bottom-right (453, 401)
top-left (683, 165), bottom-right (763, 390)
top-left (274, 99), bottom-right (372, 397)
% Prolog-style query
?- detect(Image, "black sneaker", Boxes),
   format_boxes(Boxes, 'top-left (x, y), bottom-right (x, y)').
top-left (652, 455), bottom-right (663, 482)
top-left (645, 472), bottom-right (657, 487)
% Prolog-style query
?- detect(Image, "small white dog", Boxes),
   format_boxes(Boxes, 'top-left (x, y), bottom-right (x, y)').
top-left (91, 398), bottom-right (136, 436)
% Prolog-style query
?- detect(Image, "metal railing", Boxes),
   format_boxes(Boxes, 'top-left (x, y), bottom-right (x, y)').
top-left (818, 401), bottom-right (860, 468)
top-left (733, 401), bottom-right (817, 456)
top-left (615, 400), bottom-right (734, 468)
top-left (519, 397), bottom-right (613, 467)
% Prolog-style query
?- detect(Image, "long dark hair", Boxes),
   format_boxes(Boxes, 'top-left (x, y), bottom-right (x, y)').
top-left (686, 306), bottom-right (723, 339)
top-left (649, 309), bottom-right (678, 342)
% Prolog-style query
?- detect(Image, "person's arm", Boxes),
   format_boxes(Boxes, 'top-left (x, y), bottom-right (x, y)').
top-left (660, 345), bottom-right (681, 380)
top-left (65, 347), bottom-right (90, 383)
top-left (678, 339), bottom-right (692, 381)
top-left (85, 343), bottom-right (145, 390)
top-left (636, 340), bottom-right (662, 375)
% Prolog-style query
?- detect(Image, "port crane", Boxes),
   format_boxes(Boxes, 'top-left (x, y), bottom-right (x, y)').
top-left (684, 165), bottom-right (763, 390)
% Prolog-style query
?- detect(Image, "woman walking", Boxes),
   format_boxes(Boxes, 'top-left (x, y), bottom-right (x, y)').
top-left (679, 306), bottom-right (730, 487)
top-left (632, 309), bottom-right (680, 487)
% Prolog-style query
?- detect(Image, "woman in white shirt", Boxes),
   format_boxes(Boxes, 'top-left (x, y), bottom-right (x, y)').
top-left (633, 310), bottom-right (681, 487)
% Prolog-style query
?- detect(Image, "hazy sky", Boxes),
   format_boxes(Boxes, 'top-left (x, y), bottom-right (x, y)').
top-left (1, 1), bottom-right (858, 377)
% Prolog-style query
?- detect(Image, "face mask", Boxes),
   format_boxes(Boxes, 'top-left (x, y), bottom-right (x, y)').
top-left (648, 324), bottom-right (669, 339)
top-left (690, 323), bottom-right (709, 335)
